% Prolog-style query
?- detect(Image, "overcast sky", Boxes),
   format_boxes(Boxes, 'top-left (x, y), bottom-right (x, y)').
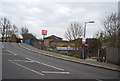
top-left (0, 1), bottom-right (118, 40)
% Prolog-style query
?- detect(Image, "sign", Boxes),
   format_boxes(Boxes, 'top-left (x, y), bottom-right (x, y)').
top-left (82, 41), bottom-right (86, 44)
top-left (42, 30), bottom-right (47, 35)
top-left (82, 37), bottom-right (86, 44)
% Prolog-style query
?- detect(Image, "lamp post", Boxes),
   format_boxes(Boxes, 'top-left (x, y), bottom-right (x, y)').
top-left (0, 18), bottom-right (5, 42)
top-left (0, 27), bottom-right (2, 42)
top-left (82, 21), bottom-right (94, 59)
top-left (0, 19), bottom-right (3, 42)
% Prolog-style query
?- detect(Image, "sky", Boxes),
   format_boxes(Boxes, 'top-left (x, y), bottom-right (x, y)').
top-left (0, 0), bottom-right (119, 40)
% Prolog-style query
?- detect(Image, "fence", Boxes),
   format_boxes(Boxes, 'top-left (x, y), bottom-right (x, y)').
top-left (106, 46), bottom-right (120, 65)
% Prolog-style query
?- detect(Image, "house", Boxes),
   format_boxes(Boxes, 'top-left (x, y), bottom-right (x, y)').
top-left (44, 35), bottom-right (75, 50)
top-left (44, 35), bottom-right (62, 47)
top-left (22, 33), bottom-right (43, 49)
top-left (22, 33), bottom-right (37, 43)
top-left (50, 40), bottom-right (74, 47)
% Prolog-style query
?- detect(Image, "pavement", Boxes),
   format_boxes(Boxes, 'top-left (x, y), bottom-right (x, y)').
top-left (2, 42), bottom-right (119, 80)
top-left (19, 43), bottom-right (120, 72)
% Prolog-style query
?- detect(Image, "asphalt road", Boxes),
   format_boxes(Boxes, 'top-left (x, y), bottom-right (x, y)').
top-left (2, 42), bottom-right (119, 80)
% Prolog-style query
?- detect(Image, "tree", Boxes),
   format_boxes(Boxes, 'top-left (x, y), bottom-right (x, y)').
top-left (101, 13), bottom-right (119, 47)
top-left (0, 17), bottom-right (12, 42)
top-left (65, 22), bottom-right (83, 50)
top-left (20, 27), bottom-right (29, 34)
top-left (93, 13), bottom-right (120, 62)
top-left (11, 25), bottom-right (18, 34)
top-left (0, 17), bottom-right (19, 42)
top-left (94, 31), bottom-right (107, 59)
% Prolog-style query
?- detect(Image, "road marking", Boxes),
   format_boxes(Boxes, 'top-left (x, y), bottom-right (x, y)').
top-left (9, 60), bottom-right (44, 75)
top-left (3, 54), bottom-right (15, 56)
top-left (41, 71), bottom-right (70, 74)
top-left (13, 60), bottom-right (34, 63)
top-left (96, 79), bottom-right (103, 81)
top-left (7, 50), bottom-right (17, 55)
top-left (2, 46), bottom-right (4, 48)
top-left (26, 58), bottom-right (32, 60)
top-left (40, 62), bottom-right (65, 71)
top-left (26, 58), bottom-right (65, 71)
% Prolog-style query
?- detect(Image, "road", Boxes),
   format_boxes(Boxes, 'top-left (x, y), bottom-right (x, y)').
top-left (2, 42), bottom-right (119, 80)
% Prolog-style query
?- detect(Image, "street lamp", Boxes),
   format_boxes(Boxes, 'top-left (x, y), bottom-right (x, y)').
top-left (0, 19), bottom-right (3, 42)
top-left (82, 21), bottom-right (94, 59)
top-left (0, 19), bottom-right (4, 42)
top-left (84, 21), bottom-right (94, 38)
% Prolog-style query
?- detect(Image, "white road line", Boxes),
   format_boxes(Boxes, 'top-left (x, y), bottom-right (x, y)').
top-left (40, 62), bottom-right (65, 71)
top-left (41, 71), bottom-right (70, 74)
top-left (7, 50), bottom-right (17, 55)
top-left (26, 58), bottom-right (65, 71)
top-left (2, 46), bottom-right (4, 48)
top-left (3, 54), bottom-right (16, 56)
top-left (13, 60), bottom-right (33, 62)
top-left (96, 79), bottom-right (103, 81)
top-left (9, 60), bottom-right (44, 76)
top-left (26, 58), bottom-right (32, 61)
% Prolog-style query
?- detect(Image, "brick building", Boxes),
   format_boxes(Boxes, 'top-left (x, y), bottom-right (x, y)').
top-left (44, 35), bottom-right (74, 49)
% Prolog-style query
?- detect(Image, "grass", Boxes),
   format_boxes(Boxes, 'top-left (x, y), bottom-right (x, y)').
top-left (45, 49), bottom-right (82, 59)
top-left (30, 45), bottom-right (82, 59)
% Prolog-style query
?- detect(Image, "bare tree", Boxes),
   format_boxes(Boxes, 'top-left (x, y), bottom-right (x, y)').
top-left (93, 13), bottom-right (120, 62)
top-left (102, 13), bottom-right (119, 36)
top-left (20, 27), bottom-right (29, 34)
top-left (0, 17), bottom-right (12, 42)
top-left (65, 22), bottom-right (83, 50)
top-left (0, 17), bottom-right (19, 42)
top-left (101, 13), bottom-right (119, 47)
top-left (65, 22), bottom-right (83, 41)
top-left (11, 25), bottom-right (19, 35)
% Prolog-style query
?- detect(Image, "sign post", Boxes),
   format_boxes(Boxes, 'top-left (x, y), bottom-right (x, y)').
top-left (82, 21), bottom-right (94, 59)
top-left (42, 30), bottom-right (47, 40)
top-left (82, 37), bottom-right (86, 59)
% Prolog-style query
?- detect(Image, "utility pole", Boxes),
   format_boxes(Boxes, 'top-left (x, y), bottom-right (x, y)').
top-left (42, 30), bottom-right (47, 49)
top-left (82, 21), bottom-right (94, 59)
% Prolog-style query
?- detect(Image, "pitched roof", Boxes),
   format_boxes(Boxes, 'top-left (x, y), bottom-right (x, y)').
top-left (44, 35), bottom-right (62, 39)
top-left (22, 33), bottom-right (36, 40)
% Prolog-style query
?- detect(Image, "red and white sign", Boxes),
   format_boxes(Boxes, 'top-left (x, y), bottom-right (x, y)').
top-left (82, 41), bottom-right (86, 44)
top-left (42, 30), bottom-right (47, 35)
top-left (82, 37), bottom-right (86, 44)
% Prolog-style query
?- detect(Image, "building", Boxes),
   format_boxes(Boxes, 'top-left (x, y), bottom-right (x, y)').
top-left (44, 35), bottom-right (75, 50)
top-left (22, 33), bottom-right (43, 49)
top-left (22, 33), bottom-right (37, 43)
top-left (44, 35), bottom-right (62, 47)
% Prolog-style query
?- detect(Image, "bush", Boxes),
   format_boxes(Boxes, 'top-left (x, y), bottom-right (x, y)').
top-left (45, 50), bottom-right (82, 59)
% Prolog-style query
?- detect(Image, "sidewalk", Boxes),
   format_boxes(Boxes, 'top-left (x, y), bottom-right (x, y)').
top-left (19, 43), bottom-right (120, 72)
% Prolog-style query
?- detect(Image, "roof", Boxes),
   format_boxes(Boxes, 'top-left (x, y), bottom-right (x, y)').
top-left (22, 33), bottom-right (36, 40)
top-left (44, 35), bottom-right (62, 39)
top-left (51, 39), bottom-right (62, 42)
